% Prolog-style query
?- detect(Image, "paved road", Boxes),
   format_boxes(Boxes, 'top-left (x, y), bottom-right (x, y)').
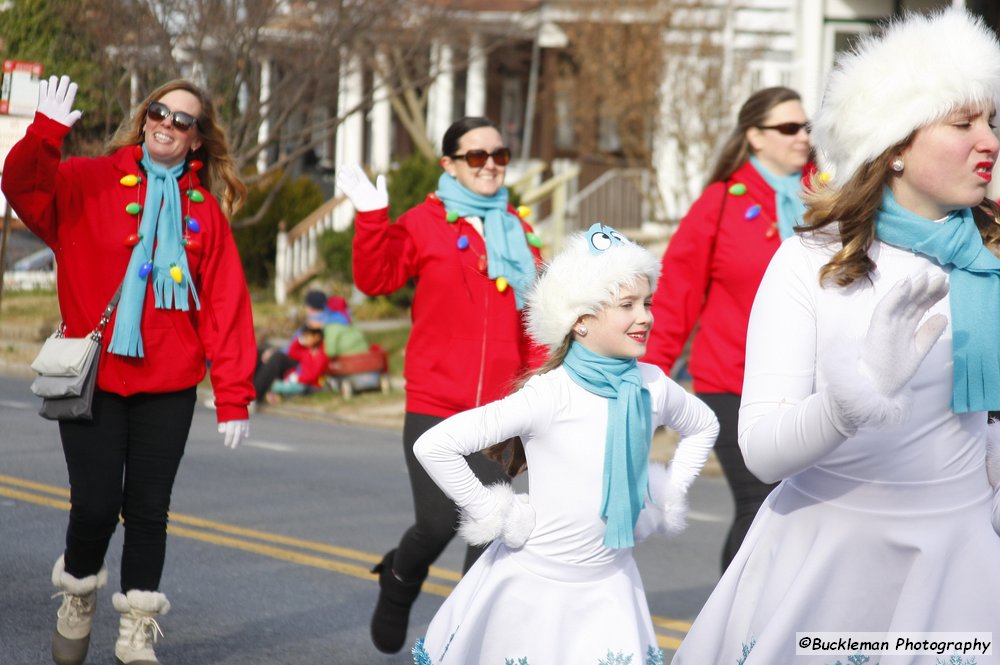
top-left (0, 374), bottom-right (732, 664)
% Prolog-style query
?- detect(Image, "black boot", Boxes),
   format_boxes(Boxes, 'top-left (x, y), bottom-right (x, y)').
top-left (370, 549), bottom-right (425, 654)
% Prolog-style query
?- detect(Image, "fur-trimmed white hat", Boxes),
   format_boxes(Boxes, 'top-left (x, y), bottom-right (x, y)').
top-left (526, 224), bottom-right (660, 350)
top-left (811, 8), bottom-right (1000, 187)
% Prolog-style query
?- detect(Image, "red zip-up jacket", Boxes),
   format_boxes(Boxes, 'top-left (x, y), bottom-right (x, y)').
top-left (352, 194), bottom-right (544, 417)
top-left (286, 337), bottom-right (328, 387)
top-left (643, 160), bottom-right (814, 395)
top-left (2, 113), bottom-right (256, 422)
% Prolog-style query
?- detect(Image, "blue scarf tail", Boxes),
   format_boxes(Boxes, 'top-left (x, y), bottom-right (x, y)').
top-left (109, 145), bottom-right (200, 357)
top-left (749, 156), bottom-right (806, 240)
top-left (435, 173), bottom-right (537, 309)
top-left (563, 342), bottom-right (652, 549)
top-left (876, 188), bottom-right (1000, 412)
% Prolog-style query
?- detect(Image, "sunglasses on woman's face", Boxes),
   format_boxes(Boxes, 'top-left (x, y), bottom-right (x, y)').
top-left (146, 101), bottom-right (199, 132)
top-left (450, 147), bottom-right (512, 168)
top-left (757, 122), bottom-right (809, 136)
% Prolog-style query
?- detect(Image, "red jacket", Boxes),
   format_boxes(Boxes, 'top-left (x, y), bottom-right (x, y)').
top-left (643, 160), bottom-right (814, 395)
top-left (2, 113), bottom-right (256, 421)
top-left (286, 337), bottom-right (328, 387)
top-left (352, 195), bottom-right (544, 417)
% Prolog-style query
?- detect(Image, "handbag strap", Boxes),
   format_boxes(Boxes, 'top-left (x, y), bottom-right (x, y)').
top-left (93, 280), bottom-right (126, 339)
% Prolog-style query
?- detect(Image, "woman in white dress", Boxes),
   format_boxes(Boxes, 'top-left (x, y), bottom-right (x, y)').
top-left (674, 9), bottom-right (1000, 665)
top-left (410, 224), bottom-right (720, 664)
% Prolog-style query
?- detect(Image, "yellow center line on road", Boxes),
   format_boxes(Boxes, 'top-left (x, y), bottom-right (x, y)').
top-left (0, 473), bottom-right (691, 649)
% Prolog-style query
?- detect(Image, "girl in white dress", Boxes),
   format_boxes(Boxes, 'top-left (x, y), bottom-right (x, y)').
top-left (410, 224), bottom-right (720, 665)
top-left (674, 9), bottom-right (1000, 665)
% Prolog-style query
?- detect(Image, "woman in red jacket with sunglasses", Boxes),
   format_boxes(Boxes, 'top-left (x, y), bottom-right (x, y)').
top-left (644, 87), bottom-right (815, 573)
top-left (337, 116), bottom-right (544, 654)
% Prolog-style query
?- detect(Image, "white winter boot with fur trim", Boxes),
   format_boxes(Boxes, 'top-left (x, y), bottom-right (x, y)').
top-left (112, 590), bottom-right (170, 665)
top-left (51, 554), bottom-right (107, 665)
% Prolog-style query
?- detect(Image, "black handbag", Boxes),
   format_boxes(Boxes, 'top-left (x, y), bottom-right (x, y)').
top-left (30, 283), bottom-right (123, 421)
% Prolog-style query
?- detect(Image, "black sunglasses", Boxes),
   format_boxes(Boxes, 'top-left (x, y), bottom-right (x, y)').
top-left (146, 101), bottom-right (199, 132)
top-left (450, 147), bottom-right (511, 168)
top-left (757, 122), bottom-right (809, 136)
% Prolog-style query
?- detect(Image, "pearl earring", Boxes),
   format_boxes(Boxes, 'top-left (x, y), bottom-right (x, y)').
top-left (890, 158), bottom-right (904, 173)
top-left (576, 325), bottom-right (588, 336)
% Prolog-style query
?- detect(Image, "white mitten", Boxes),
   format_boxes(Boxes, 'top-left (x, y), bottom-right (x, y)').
top-left (634, 462), bottom-right (689, 542)
top-left (986, 420), bottom-right (1000, 536)
top-left (36, 75), bottom-right (82, 127)
top-left (828, 272), bottom-right (948, 432)
top-left (336, 163), bottom-right (388, 213)
top-left (458, 482), bottom-right (535, 549)
top-left (218, 419), bottom-right (249, 449)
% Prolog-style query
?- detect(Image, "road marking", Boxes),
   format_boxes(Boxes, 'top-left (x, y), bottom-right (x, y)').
top-left (0, 472), bottom-right (692, 649)
top-left (688, 510), bottom-right (727, 523)
top-left (243, 440), bottom-right (296, 452)
top-left (0, 399), bottom-right (34, 409)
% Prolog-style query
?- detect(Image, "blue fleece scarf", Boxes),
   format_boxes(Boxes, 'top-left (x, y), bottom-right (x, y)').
top-left (436, 173), bottom-right (537, 310)
top-left (563, 342), bottom-right (652, 549)
top-left (108, 145), bottom-right (200, 357)
top-left (876, 188), bottom-right (1000, 412)
top-left (750, 156), bottom-right (806, 240)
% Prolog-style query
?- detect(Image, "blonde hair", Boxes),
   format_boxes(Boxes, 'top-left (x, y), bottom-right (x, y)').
top-left (107, 79), bottom-right (247, 217)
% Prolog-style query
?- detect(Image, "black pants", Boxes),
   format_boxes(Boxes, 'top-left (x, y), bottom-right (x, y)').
top-left (253, 347), bottom-right (297, 403)
top-left (697, 392), bottom-right (778, 574)
top-left (391, 411), bottom-right (508, 580)
top-left (58, 387), bottom-right (196, 592)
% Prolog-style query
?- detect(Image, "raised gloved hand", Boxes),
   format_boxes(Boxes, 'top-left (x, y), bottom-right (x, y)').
top-left (827, 272), bottom-right (949, 433)
top-left (218, 420), bottom-right (249, 449)
top-left (336, 163), bottom-right (388, 213)
top-left (860, 272), bottom-right (948, 397)
top-left (36, 75), bottom-right (82, 127)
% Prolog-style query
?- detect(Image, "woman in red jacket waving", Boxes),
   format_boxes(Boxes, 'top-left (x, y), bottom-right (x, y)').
top-left (643, 87), bottom-right (814, 573)
top-left (2, 76), bottom-right (255, 665)
top-left (337, 117), bottom-right (543, 654)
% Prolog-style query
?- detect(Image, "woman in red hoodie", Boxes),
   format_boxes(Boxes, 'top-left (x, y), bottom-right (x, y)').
top-left (337, 116), bottom-right (543, 654)
top-left (2, 76), bottom-right (255, 665)
top-left (643, 87), bottom-right (814, 573)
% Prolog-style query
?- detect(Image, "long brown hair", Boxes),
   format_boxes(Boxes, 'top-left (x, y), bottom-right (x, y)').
top-left (483, 335), bottom-right (574, 477)
top-left (107, 79), bottom-right (247, 217)
top-left (704, 86), bottom-right (803, 186)
top-left (802, 138), bottom-right (1000, 287)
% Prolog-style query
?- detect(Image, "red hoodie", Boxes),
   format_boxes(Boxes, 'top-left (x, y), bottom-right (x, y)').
top-left (643, 160), bottom-right (815, 394)
top-left (2, 113), bottom-right (256, 421)
top-left (352, 194), bottom-right (544, 417)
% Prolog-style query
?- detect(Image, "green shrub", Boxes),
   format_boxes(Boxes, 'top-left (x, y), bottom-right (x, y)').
top-left (232, 172), bottom-right (324, 288)
top-left (388, 152), bottom-right (441, 219)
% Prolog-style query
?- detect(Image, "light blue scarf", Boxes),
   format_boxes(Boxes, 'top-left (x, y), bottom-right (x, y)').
top-left (109, 145), bottom-right (200, 357)
top-left (563, 342), bottom-right (652, 549)
top-left (876, 188), bottom-right (1000, 412)
top-left (749, 156), bottom-right (806, 240)
top-left (435, 173), bottom-right (537, 310)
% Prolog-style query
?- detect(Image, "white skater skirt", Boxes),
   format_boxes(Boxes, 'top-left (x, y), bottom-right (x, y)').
top-left (673, 465), bottom-right (1000, 665)
top-left (412, 541), bottom-right (665, 665)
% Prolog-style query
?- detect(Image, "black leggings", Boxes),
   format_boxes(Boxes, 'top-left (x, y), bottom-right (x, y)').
top-left (697, 392), bottom-right (778, 574)
top-left (58, 387), bottom-right (196, 592)
top-left (391, 411), bottom-right (508, 580)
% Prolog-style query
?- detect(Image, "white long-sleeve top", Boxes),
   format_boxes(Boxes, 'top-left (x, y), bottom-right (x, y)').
top-left (414, 363), bottom-right (718, 569)
top-left (739, 235), bottom-right (988, 485)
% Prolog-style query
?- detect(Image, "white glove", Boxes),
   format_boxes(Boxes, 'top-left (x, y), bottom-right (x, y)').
top-left (218, 420), bottom-right (249, 449)
top-left (860, 272), bottom-right (948, 397)
top-left (634, 462), bottom-right (689, 541)
top-left (457, 482), bottom-right (535, 549)
top-left (987, 420), bottom-right (1000, 490)
top-left (336, 163), bottom-right (388, 213)
top-left (37, 75), bottom-right (82, 127)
